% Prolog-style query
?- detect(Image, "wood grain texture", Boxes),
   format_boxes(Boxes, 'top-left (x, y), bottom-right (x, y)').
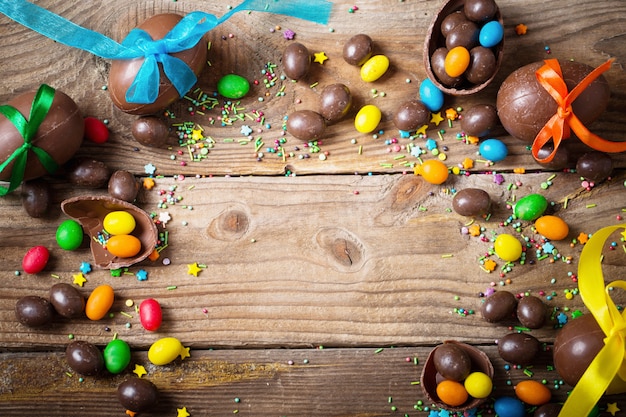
top-left (1, 0), bottom-right (626, 415)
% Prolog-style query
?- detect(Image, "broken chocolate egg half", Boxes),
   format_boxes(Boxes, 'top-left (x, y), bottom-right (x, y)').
top-left (61, 196), bottom-right (158, 269)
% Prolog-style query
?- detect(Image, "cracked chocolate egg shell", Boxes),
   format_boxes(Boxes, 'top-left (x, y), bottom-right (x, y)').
top-left (61, 196), bottom-right (157, 269)
top-left (109, 14), bottom-right (207, 115)
top-left (497, 60), bottom-right (610, 142)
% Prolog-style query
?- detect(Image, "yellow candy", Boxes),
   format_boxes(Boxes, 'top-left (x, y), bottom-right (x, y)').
top-left (103, 211), bottom-right (136, 235)
top-left (354, 104), bottom-right (382, 133)
top-left (494, 233), bottom-right (523, 262)
top-left (148, 337), bottom-right (189, 365)
top-left (535, 215), bottom-right (569, 241)
top-left (360, 55), bottom-right (389, 82)
top-left (464, 372), bottom-right (493, 398)
top-left (444, 46), bottom-right (470, 78)
top-left (106, 234), bottom-right (141, 258)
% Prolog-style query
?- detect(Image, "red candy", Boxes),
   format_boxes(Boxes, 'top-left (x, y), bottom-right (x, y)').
top-left (139, 298), bottom-right (163, 331)
top-left (84, 117), bottom-right (110, 144)
top-left (22, 245), bottom-right (50, 274)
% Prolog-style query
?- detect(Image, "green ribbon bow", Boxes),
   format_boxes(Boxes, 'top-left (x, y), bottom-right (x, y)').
top-left (0, 84), bottom-right (59, 196)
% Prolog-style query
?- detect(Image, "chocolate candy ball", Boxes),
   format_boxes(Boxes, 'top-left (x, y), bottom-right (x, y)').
top-left (131, 116), bottom-right (170, 147)
top-left (445, 21), bottom-right (479, 50)
top-left (117, 378), bottom-right (159, 413)
top-left (343, 34), bottom-right (374, 66)
top-left (497, 60), bottom-right (610, 142)
top-left (21, 179), bottom-right (51, 218)
top-left (433, 343), bottom-right (472, 381)
top-left (481, 290), bottom-right (517, 323)
top-left (464, 0), bottom-right (498, 22)
top-left (66, 340), bottom-right (104, 376)
top-left (50, 283), bottom-right (85, 319)
top-left (393, 100), bottom-right (430, 132)
top-left (282, 42), bottom-right (311, 80)
top-left (319, 83), bottom-right (353, 123)
top-left (109, 14), bottom-right (207, 115)
top-left (15, 295), bottom-right (55, 327)
top-left (466, 46), bottom-right (496, 85)
top-left (286, 110), bottom-right (326, 141)
top-left (108, 170), bottom-right (139, 203)
top-left (440, 11), bottom-right (468, 37)
top-left (516, 295), bottom-right (547, 329)
top-left (534, 403), bottom-right (562, 417)
top-left (452, 188), bottom-right (491, 217)
top-left (498, 332), bottom-right (541, 365)
top-left (461, 104), bottom-right (498, 137)
top-left (66, 158), bottom-right (110, 188)
top-left (576, 151), bottom-right (613, 182)
top-left (553, 314), bottom-right (605, 387)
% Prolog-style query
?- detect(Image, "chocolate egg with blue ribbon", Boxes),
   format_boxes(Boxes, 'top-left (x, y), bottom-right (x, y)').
top-left (108, 13), bottom-right (208, 115)
top-left (0, 86), bottom-right (83, 185)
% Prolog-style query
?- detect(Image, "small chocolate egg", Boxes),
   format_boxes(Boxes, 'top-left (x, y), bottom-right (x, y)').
top-left (440, 11), bottom-right (468, 37)
top-left (15, 295), bottom-right (55, 327)
top-left (465, 46), bottom-right (496, 85)
top-left (286, 110), bottom-right (326, 140)
top-left (49, 283), bottom-right (85, 318)
top-left (497, 60), bottom-right (610, 142)
top-left (131, 116), bottom-right (170, 147)
top-left (576, 151), bottom-right (613, 182)
top-left (319, 83), bottom-right (353, 123)
top-left (445, 21), bottom-right (479, 50)
top-left (433, 343), bottom-right (472, 381)
top-left (460, 104), bottom-right (498, 137)
top-left (343, 34), bottom-right (374, 66)
top-left (66, 158), bottom-right (110, 188)
top-left (452, 188), bottom-right (491, 217)
top-left (431, 48), bottom-right (464, 88)
top-left (117, 378), bottom-right (159, 413)
top-left (66, 340), bottom-right (104, 376)
top-left (553, 314), bottom-right (605, 387)
top-left (481, 290), bottom-right (517, 323)
top-left (21, 178), bottom-right (51, 218)
top-left (393, 100), bottom-right (430, 132)
top-left (516, 295), bottom-right (547, 329)
top-left (498, 332), bottom-right (541, 365)
top-left (534, 144), bottom-right (570, 170)
top-left (109, 14), bottom-right (207, 115)
top-left (282, 42), bottom-right (311, 80)
top-left (108, 170), bottom-right (139, 203)
top-left (464, 0), bottom-right (498, 22)
top-left (534, 403), bottom-right (562, 417)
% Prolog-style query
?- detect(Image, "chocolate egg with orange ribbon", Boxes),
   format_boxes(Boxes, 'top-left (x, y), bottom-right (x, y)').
top-left (497, 60), bottom-right (610, 143)
top-left (108, 13), bottom-right (208, 115)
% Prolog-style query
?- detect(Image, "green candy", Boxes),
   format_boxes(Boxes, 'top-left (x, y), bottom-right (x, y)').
top-left (56, 219), bottom-right (83, 250)
top-left (103, 339), bottom-right (131, 374)
top-left (514, 193), bottom-right (548, 221)
top-left (217, 74), bottom-right (250, 99)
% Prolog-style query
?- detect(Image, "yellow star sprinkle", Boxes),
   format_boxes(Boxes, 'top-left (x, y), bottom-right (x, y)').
top-left (133, 364), bottom-right (147, 378)
top-left (177, 407), bottom-right (191, 417)
top-left (179, 346), bottom-right (191, 360)
top-left (430, 112), bottom-right (444, 126)
top-left (72, 272), bottom-right (87, 287)
top-left (607, 403), bottom-right (620, 416)
top-left (187, 262), bottom-right (202, 277)
top-left (313, 51), bottom-right (328, 64)
top-left (191, 128), bottom-right (204, 141)
top-left (415, 124), bottom-right (428, 136)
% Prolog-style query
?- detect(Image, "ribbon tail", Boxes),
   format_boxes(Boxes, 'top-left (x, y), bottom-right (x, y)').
top-left (220, 0), bottom-right (333, 25)
top-left (0, 150), bottom-right (28, 196)
top-left (125, 56), bottom-right (160, 104)
top-left (570, 114), bottom-right (626, 154)
top-left (531, 115), bottom-right (563, 163)
top-left (160, 56), bottom-right (198, 98)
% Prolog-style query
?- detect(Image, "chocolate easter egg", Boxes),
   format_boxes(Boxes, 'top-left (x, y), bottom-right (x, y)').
top-left (497, 60), bottom-right (610, 142)
top-left (0, 88), bottom-right (83, 182)
top-left (109, 14), bottom-right (208, 115)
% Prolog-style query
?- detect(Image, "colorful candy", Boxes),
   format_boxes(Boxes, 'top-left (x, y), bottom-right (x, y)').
top-left (534, 215), bottom-right (569, 240)
top-left (354, 104), bottom-right (382, 133)
top-left (56, 219), bottom-right (84, 250)
top-left (514, 380), bottom-right (552, 405)
top-left (419, 78), bottom-right (444, 111)
top-left (139, 298), bottom-right (163, 332)
top-left (148, 337), bottom-right (189, 366)
top-left (479, 20), bottom-right (504, 48)
top-left (217, 74), bottom-right (250, 99)
top-left (106, 234), bottom-right (142, 258)
top-left (444, 46), bottom-right (471, 77)
top-left (83, 116), bottom-right (110, 144)
top-left (494, 233), bottom-right (522, 262)
top-left (464, 371), bottom-right (492, 398)
top-left (493, 396), bottom-right (526, 417)
top-left (514, 193), bottom-right (548, 221)
top-left (479, 138), bottom-right (508, 162)
top-left (436, 379), bottom-right (468, 407)
top-left (414, 159), bottom-right (449, 185)
top-left (22, 245), bottom-right (49, 274)
top-left (85, 284), bottom-right (114, 320)
top-left (104, 338), bottom-right (131, 374)
top-left (103, 211), bottom-right (136, 235)
top-left (360, 55), bottom-right (390, 82)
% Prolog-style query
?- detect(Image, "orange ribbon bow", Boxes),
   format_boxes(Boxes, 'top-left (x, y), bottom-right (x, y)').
top-left (532, 58), bottom-right (626, 163)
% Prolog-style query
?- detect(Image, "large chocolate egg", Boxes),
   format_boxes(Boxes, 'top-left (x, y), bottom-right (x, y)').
top-left (0, 88), bottom-right (83, 182)
top-left (497, 60), bottom-right (610, 142)
top-left (109, 14), bottom-right (207, 115)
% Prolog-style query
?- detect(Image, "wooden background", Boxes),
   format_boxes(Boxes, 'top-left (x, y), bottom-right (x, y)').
top-left (1, 0), bottom-right (625, 415)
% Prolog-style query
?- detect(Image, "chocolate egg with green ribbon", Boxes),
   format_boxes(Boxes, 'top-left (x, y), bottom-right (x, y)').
top-left (0, 85), bottom-right (83, 195)
top-left (108, 13), bottom-right (208, 115)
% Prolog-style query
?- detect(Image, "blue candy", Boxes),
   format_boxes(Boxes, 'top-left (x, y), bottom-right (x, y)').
top-left (419, 78), bottom-right (444, 112)
top-left (479, 138), bottom-right (508, 162)
top-left (493, 397), bottom-right (525, 417)
top-left (479, 21), bottom-right (504, 48)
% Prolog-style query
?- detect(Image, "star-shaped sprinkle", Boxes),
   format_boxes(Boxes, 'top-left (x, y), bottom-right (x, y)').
top-left (577, 232), bottom-right (589, 244)
top-left (415, 124), bottom-right (429, 136)
top-left (462, 157), bottom-right (474, 169)
top-left (430, 112), bottom-right (444, 126)
top-left (143, 177), bottom-right (155, 190)
top-left (110, 268), bottom-right (122, 277)
top-left (177, 407), bottom-right (191, 417)
top-left (542, 242), bottom-right (555, 254)
top-left (158, 211), bottom-right (171, 226)
top-left (191, 128), bottom-right (203, 141)
top-left (144, 163), bottom-right (156, 175)
top-left (133, 364), bottom-right (147, 378)
top-left (283, 29), bottom-right (295, 40)
top-left (125, 410), bottom-right (137, 417)
top-left (607, 403), bottom-right (620, 416)
top-left (179, 346), bottom-right (191, 360)
top-left (79, 262), bottom-right (92, 274)
top-left (187, 262), bottom-right (202, 277)
top-left (72, 272), bottom-right (87, 287)
top-left (398, 130), bottom-right (410, 138)
top-left (410, 146), bottom-right (424, 158)
top-left (445, 108), bottom-right (458, 120)
top-left (313, 51), bottom-right (328, 64)
top-left (515, 23), bottom-right (528, 36)
top-left (483, 259), bottom-right (497, 271)
top-left (240, 124), bottom-right (253, 136)
top-left (136, 269), bottom-right (148, 281)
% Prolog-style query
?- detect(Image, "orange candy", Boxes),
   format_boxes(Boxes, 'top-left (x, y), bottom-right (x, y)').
top-left (414, 159), bottom-right (449, 184)
top-left (534, 215), bottom-right (569, 240)
top-left (85, 284), bottom-right (114, 320)
top-left (515, 380), bottom-right (552, 405)
top-left (436, 379), bottom-right (469, 407)
top-left (444, 46), bottom-right (470, 78)
top-left (106, 235), bottom-right (142, 258)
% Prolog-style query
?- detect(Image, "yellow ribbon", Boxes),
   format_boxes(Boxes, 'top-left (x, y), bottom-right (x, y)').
top-left (558, 225), bottom-right (626, 417)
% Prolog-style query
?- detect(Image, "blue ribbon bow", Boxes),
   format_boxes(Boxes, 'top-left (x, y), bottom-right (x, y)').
top-left (0, 0), bottom-right (332, 104)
